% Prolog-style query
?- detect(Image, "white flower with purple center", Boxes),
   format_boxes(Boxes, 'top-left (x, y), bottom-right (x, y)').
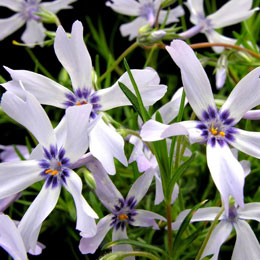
top-left (2, 20), bottom-right (167, 175)
top-left (0, 89), bottom-right (98, 253)
top-left (79, 158), bottom-right (165, 255)
top-left (106, 0), bottom-right (184, 40)
top-left (172, 203), bottom-right (260, 259)
top-left (141, 39), bottom-right (260, 212)
top-left (180, 0), bottom-right (259, 52)
top-left (0, 0), bottom-right (76, 45)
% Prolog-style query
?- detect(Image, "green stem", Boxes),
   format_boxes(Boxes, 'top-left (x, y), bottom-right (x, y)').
top-left (195, 207), bottom-right (224, 260)
top-left (98, 41), bottom-right (139, 82)
top-left (166, 203), bottom-right (173, 257)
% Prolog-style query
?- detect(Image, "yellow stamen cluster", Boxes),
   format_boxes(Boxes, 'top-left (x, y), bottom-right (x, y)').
top-left (118, 214), bottom-right (128, 221)
top-left (76, 100), bottom-right (87, 106)
top-left (45, 169), bottom-right (59, 176)
top-left (209, 124), bottom-right (225, 136)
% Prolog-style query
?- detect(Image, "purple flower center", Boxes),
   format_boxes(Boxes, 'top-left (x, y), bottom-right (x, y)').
top-left (64, 88), bottom-right (101, 119)
top-left (196, 106), bottom-right (237, 147)
top-left (139, 2), bottom-right (156, 25)
top-left (227, 205), bottom-right (238, 222)
top-left (110, 197), bottom-right (138, 231)
top-left (21, 0), bottom-right (41, 21)
top-left (39, 145), bottom-right (70, 188)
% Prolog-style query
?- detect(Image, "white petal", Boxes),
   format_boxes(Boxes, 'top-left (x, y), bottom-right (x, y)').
top-left (133, 209), bottom-right (166, 229)
top-left (171, 207), bottom-right (221, 230)
top-left (120, 17), bottom-right (147, 40)
top-left (40, 0), bottom-right (76, 13)
top-left (63, 104), bottom-right (92, 163)
top-left (229, 128), bottom-right (260, 159)
top-left (112, 228), bottom-right (133, 258)
top-left (238, 203), bottom-right (260, 222)
top-left (86, 158), bottom-right (123, 212)
top-left (204, 30), bottom-right (237, 53)
top-left (207, 141), bottom-right (245, 212)
top-left (140, 120), bottom-right (169, 141)
top-left (166, 40), bottom-right (216, 119)
top-left (126, 170), bottom-right (154, 204)
top-left (3, 66), bottom-right (72, 108)
top-left (18, 184), bottom-right (61, 251)
top-left (1, 91), bottom-right (56, 147)
top-left (240, 160), bottom-right (251, 177)
top-left (64, 170), bottom-right (98, 235)
top-left (201, 221), bottom-right (232, 260)
top-left (0, 193), bottom-right (21, 212)
top-left (220, 67), bottom-right (260, 124)
top-left (0, 14), bottom-right (24, 41)
top-left (79, 214), bottom-right (112, 254)
top-left (89, 119), bottom-right (127, 175)
top-left (158, 5), bottom-right (184, 24)
top-left (152, 87), bottom-right (187, 124)
top-left (0, 160), bottom-right (42, 199)
top-left (106, 0), bottom-right (140, 16)
top-left (54, 21), bottom-right (92, 91)
top-left (0, 144), bottom-right (29, 162)
top-left (162, 121), bottom-right (202, 144)
top-left (232, 220), bottom-right (260, 260)
top-left (98, 68), bottom-right (167, 111)
top-left (0, 0), bottom-right (23, 11)
top-left (186, 0), bottom-right (204, 19)
top-left (0, 214), bottom-right (27, 260)
top-left (21, 20), bottom-right (45, 46)
top-left (208, 0), bottom-right (258, 29)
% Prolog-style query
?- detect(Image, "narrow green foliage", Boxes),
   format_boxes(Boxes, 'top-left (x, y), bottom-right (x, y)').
top-left (99, 251), bottom-right (161, 260)
top-left (12, 145), bottom-right (26, 161)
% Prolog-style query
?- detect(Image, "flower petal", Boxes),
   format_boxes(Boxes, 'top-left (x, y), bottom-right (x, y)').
top-left (0, 144), bottom-right (29, 162)
top-left (0, 160), bottom-right (42, 199)
top-left (158, 5), bottom-right (184, 24)
top-left (207, 141), bottom-right (245, 212)
top-left (0, 0), bottom-right (23, 11)
top-left (112, 228), bottom-right (133, 258)
top-left (89, 119), bottom-right (127, 175)
top-left (0, 193), bottom-right (21, 212)
top-left (1, 90), bottom-right (56, 147)
top-left (133, 209), bottom-right (166, 229)
top-left (79, 214), bottom-right (113, 254)
top-left (166, 40), bottom-right (216, 119)
top-left (229, 128), bottom-right (260, 159)
top-left (63, 104), bottom-right (92, 163)
top-left (3, 66), bottom-right (72, 108)
top-left (0, 214), bottom-right (27, 260)
top-left (186, 0), bottom-right (205, 20)
top-left (86, 158), bottom-right (123, 212)
top-left (64, 169), bottom-right (98, 235)
top-left (120, 17), bottom-right (147, 40)
top-left (21, 20), bottom-right (45, 46)
top-left (201, 221), bottom-right (232, 260)
top-left (171, 207), bottom-right (221, 230)
top-left (238, 203), bottom-right (260, 222)
top-left (0, 14), bottom-right (24, 41)
top-left (106, 0), bottom-right (140, 16)
top-left (240, 160), bottom-right (251, 177)
top-left (126, 170), bottom-right (154, 204)
top-left (207, 0), bottom-right (258, 29)
top-left (232, 220), bottom-right (260, 260)
top-left (98, 68), bottom-right (167, 111)
top-left (40, 0), bottom-right (76, 13)
top-left (220, 67), bottom-right (260, 124)
top-left (18, 184), bottom-right (61, 252)
top-left (54, 21), bottom-right (92, 91)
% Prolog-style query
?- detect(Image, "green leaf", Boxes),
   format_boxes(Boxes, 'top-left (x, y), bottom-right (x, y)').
top-left (99, 251), bottom-right (161, 260)
top-left (13, 145), bottom-right (25, 161)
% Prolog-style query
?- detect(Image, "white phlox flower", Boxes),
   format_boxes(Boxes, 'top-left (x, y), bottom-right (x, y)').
top-left (106, 0), bottom-right (184, 40)
top-left (2, 20), bottom-right (168, 175)
top-left (0, 89), bottom-right (98, 253)
top-left (141, 39), bottom-right (260, 212)
top-left (0, 0), bottom-right (76, 45)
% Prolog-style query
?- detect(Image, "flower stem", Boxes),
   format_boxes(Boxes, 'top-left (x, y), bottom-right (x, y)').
top-left (166, 203), bottom-right (173, 257)
top-left (98, 41), bottom-right (139, 82)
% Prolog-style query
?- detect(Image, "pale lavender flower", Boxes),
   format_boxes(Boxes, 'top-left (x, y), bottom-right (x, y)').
top-left (2, 20), bottom-right (167, 175)
top-left (0, 89), bottom-right (98, 253)
top-left (215, 54), bottom-right (228, 89)
top-left (180, 0), bottom-right (259, 52)
top-left (0, 213), bottom-right (28, 260)
top-left (172, 203), bottom-right (260, 259)
top-left (79, 158), bottom-right (165, 255)
top-left (0, 0), bottom-right (76, 45)
top-left (141, 40), bottom-right (260, 212)
top-left (0, 145), bottom-right (29, 162)
top-left (106, 0), bottom-right (184, 40)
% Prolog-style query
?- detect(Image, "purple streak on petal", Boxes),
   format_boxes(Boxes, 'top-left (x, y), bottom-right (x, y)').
top-left (90, 94), bottom-right (100, 103)
top-left (50, 145), bottom-right (57, 158)
top-left (62, 168), bottom-right (70, 177)
top-left (58, 148), bottom-right (65, 160)
top-left (61, 175), bottom-right (67, 185)
top-left (75, 89), bottom-right (83, 98)
top-left (197, 123), bottom-right (207, 130)
top-left (61, 157), bottom-right (70, 166)
top-left (202, 130), bottom-right (209, 138)
top-left (63, 101), bottom-right (75, 107)
top-left (208, 106), bottom-right (217, 119)
top-left (39, 160), bottom-right (50, 169)
top-left (65, 93), bottom-right (76, 102)
top-left (45, 176), bottom-right (54, 188)
top-left (82, 89), bottom-right (91, 99)
top-left (217, 139), bottom-right (225, 147)
top-left (52, 177), bottom-right (58, 188)
top-left (224, 118), bottom-right (235, 125)
top-left (210, 137), bottom-right (216, 147)
top-left (220, 110), bottom-right (230, 121)
top-left (93, 104), bottom-right (101, 110)
top-left (202, 110), bottom-right (210, 121)
top-left (43, 147), bottom-right (51, 160)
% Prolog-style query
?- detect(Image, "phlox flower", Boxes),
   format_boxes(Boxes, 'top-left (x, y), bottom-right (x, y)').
top-left (0, 89), bottom-right (98, 253)
top-left (0, 0), bottom-right (76, 45)
top-left (2, 20), bottom-right (167, 175)
top-left (180, 0), bottom-right (259, 52)
top-left (141, 39), bottom-right (260, 212)
top-left (0, 144), bottom-right (29, 162)
top-left (172, 202), bottom-right (260, 259)
top-left (106, 0), bottom-right (184, 40)
top-left (79, 157), bottom-right (166, 256)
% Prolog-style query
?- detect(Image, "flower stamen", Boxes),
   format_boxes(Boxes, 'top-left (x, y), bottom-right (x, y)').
top-left (118, 214), bottom-right (129, 221)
